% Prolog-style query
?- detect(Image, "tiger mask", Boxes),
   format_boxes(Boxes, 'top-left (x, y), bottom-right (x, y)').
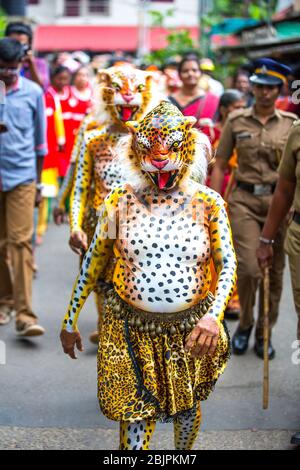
top-left (122, 101), bottom-right (211, 191)
top-left (96, 66), bottom-right (155, 126)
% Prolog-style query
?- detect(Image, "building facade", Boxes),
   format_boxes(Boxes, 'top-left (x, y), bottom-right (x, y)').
top-left (26, 0), bottom-right (198, 27)
top-left (0, 0), bottom-right (199, 53)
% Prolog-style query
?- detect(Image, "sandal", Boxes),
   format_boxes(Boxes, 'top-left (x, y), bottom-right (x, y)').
top-left (0, 306), bottom-right (15, 325)
top-left (16, 321), bottom-right (45, 337)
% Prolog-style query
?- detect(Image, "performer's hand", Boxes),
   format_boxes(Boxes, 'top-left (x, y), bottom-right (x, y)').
top-left (53, 207), bottom-right (65, 225)
top-left (256, 243), bottom-right (273, 271)
top-left (60, 329), bottom-right (84, 360)
top-left (69, 230), bottom-right (88, 255)
top-left (185, 315), bottom-right (219, 358)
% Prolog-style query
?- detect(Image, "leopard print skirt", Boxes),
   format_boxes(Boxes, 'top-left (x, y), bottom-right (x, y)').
top-left (97, 293), bottom-right (230, 423)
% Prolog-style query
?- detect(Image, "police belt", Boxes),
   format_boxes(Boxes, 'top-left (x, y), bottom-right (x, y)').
top-left (236, 181), bottom-right (276, 196)
top-left (293, 211), bottom-right (300, 225)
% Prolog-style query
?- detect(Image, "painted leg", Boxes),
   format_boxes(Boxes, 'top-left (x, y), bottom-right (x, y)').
top-left (119, 420), bottom-right (156, 450)
top-left (173, 402), bottom-right (202, 450)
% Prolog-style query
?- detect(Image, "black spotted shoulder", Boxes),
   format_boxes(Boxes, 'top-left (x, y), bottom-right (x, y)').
top-left (196, 185), bottom-right (226, 215)
top-left (84, 126), bottom-right (108, 144)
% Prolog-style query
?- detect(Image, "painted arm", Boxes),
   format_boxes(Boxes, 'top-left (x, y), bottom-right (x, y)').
top-left (54, 118), bottom-right (91, 225)
top-left (62, 200), bottom-right (116, 333)
top-left (69, 137), bottom-right (93, 234)
top-left (185, 198), bottom-right (237, 358)
top-left (70, 115), bottom-right (91, 165)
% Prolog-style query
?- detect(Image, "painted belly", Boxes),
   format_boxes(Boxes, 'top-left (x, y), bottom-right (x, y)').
top-left (115, 209), bottom-right (211, 313)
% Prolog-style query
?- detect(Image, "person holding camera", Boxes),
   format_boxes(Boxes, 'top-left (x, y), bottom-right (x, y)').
top-left (5, 22), bottom-right (50, 90)
top-left (0, 38), bottom-right (47, 336)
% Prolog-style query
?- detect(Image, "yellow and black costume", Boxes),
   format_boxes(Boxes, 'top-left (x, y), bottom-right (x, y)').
top-left (62, 102), bottom-right (237, 449)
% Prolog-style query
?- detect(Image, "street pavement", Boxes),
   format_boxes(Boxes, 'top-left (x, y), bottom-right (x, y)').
top-left (0, 222), bottom-right (299, 450)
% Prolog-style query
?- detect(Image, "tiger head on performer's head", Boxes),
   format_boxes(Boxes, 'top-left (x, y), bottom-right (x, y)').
top-left (96, 65), bottom-right (155, 125)
top-left (122, 101), bottom-right (211, 191)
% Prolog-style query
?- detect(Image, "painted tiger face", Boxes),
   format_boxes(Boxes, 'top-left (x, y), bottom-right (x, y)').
top-left (98, 66), bottom-right (153, 125)
top-left (126, 101), bottom-right (197, 191)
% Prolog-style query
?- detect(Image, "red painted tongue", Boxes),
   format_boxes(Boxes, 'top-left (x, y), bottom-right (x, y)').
top-left (122, 107), bottom-right (133, 121)
top-left (158, 172), bottom-right (170, 189)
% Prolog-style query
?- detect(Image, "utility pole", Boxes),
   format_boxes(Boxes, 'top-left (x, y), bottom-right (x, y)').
top-left (198, 0), bottom-right (212, 56)
top-left (198, 0), bottom-right (203, 50)
top-left (137, 0), bottom-right (150, 61)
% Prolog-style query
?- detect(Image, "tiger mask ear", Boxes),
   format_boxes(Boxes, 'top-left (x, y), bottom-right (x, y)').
top-left (184, 116), bottom-right (197, 130)
top-left (97, 69), bottom-right (111, 85)
top-left (144, 72), bottom-right (154, 85)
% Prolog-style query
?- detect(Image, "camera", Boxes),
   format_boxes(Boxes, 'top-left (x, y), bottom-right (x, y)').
top-left (21, 43), bottom-right (31, 58)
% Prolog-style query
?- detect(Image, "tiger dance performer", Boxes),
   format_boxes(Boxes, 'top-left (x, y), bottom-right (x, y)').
top-left (53, 65), bottom-right (155, 225)
top-left (60, 102), bottom-right (237, 450)
top-left (57, 65), bottom-right (159, 343)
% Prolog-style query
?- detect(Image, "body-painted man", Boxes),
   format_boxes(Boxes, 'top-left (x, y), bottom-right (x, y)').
top-left (60, 102), bottom-right (237, 450)
top-left (59, 66), bottom-right (159, 343)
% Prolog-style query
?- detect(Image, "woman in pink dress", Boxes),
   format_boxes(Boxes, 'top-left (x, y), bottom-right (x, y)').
top-left (169, 55), bottom-right (219, 142)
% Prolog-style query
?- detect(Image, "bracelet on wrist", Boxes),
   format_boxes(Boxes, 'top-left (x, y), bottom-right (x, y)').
top-left (259, 236), bottom-right (274, 245)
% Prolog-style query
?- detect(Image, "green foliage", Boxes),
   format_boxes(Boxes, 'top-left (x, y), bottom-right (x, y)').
top-left (148, 9), bottom-right (174, 27)
top-left (143, 2), bottom-right (279, 68)
top-left (144, 29), bottom-right (197, 68)
top-left (203, 0), bottom-right (278, 25)
top-left (0, 7), bottom-right (7, 38)
top-left (201, 1), bottom-right (279, 66)
top-left (143, 9), bottom-right (197, 67)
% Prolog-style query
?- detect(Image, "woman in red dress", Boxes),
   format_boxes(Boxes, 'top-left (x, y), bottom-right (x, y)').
top-left (50, 66), bottom-right (74, 179)
top-left (48, 66), bottom-right (93, 177)
top-left (68, 66), bottom-right (93, 165)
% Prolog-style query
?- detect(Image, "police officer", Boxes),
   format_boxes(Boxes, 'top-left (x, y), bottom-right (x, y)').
top-left (257, 120), bottom-right (300, 445)
top-left (210, 58), bottom-right (297, 359)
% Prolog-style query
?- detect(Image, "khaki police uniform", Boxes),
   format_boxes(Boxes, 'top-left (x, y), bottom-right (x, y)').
top-left (278, 120), bottom-right (300, 340)
top-left (216, 106), bottom-right (297, 338)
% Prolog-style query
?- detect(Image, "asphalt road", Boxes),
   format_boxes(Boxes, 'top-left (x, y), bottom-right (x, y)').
top-left (0, 222), bottom-right (299, 450)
